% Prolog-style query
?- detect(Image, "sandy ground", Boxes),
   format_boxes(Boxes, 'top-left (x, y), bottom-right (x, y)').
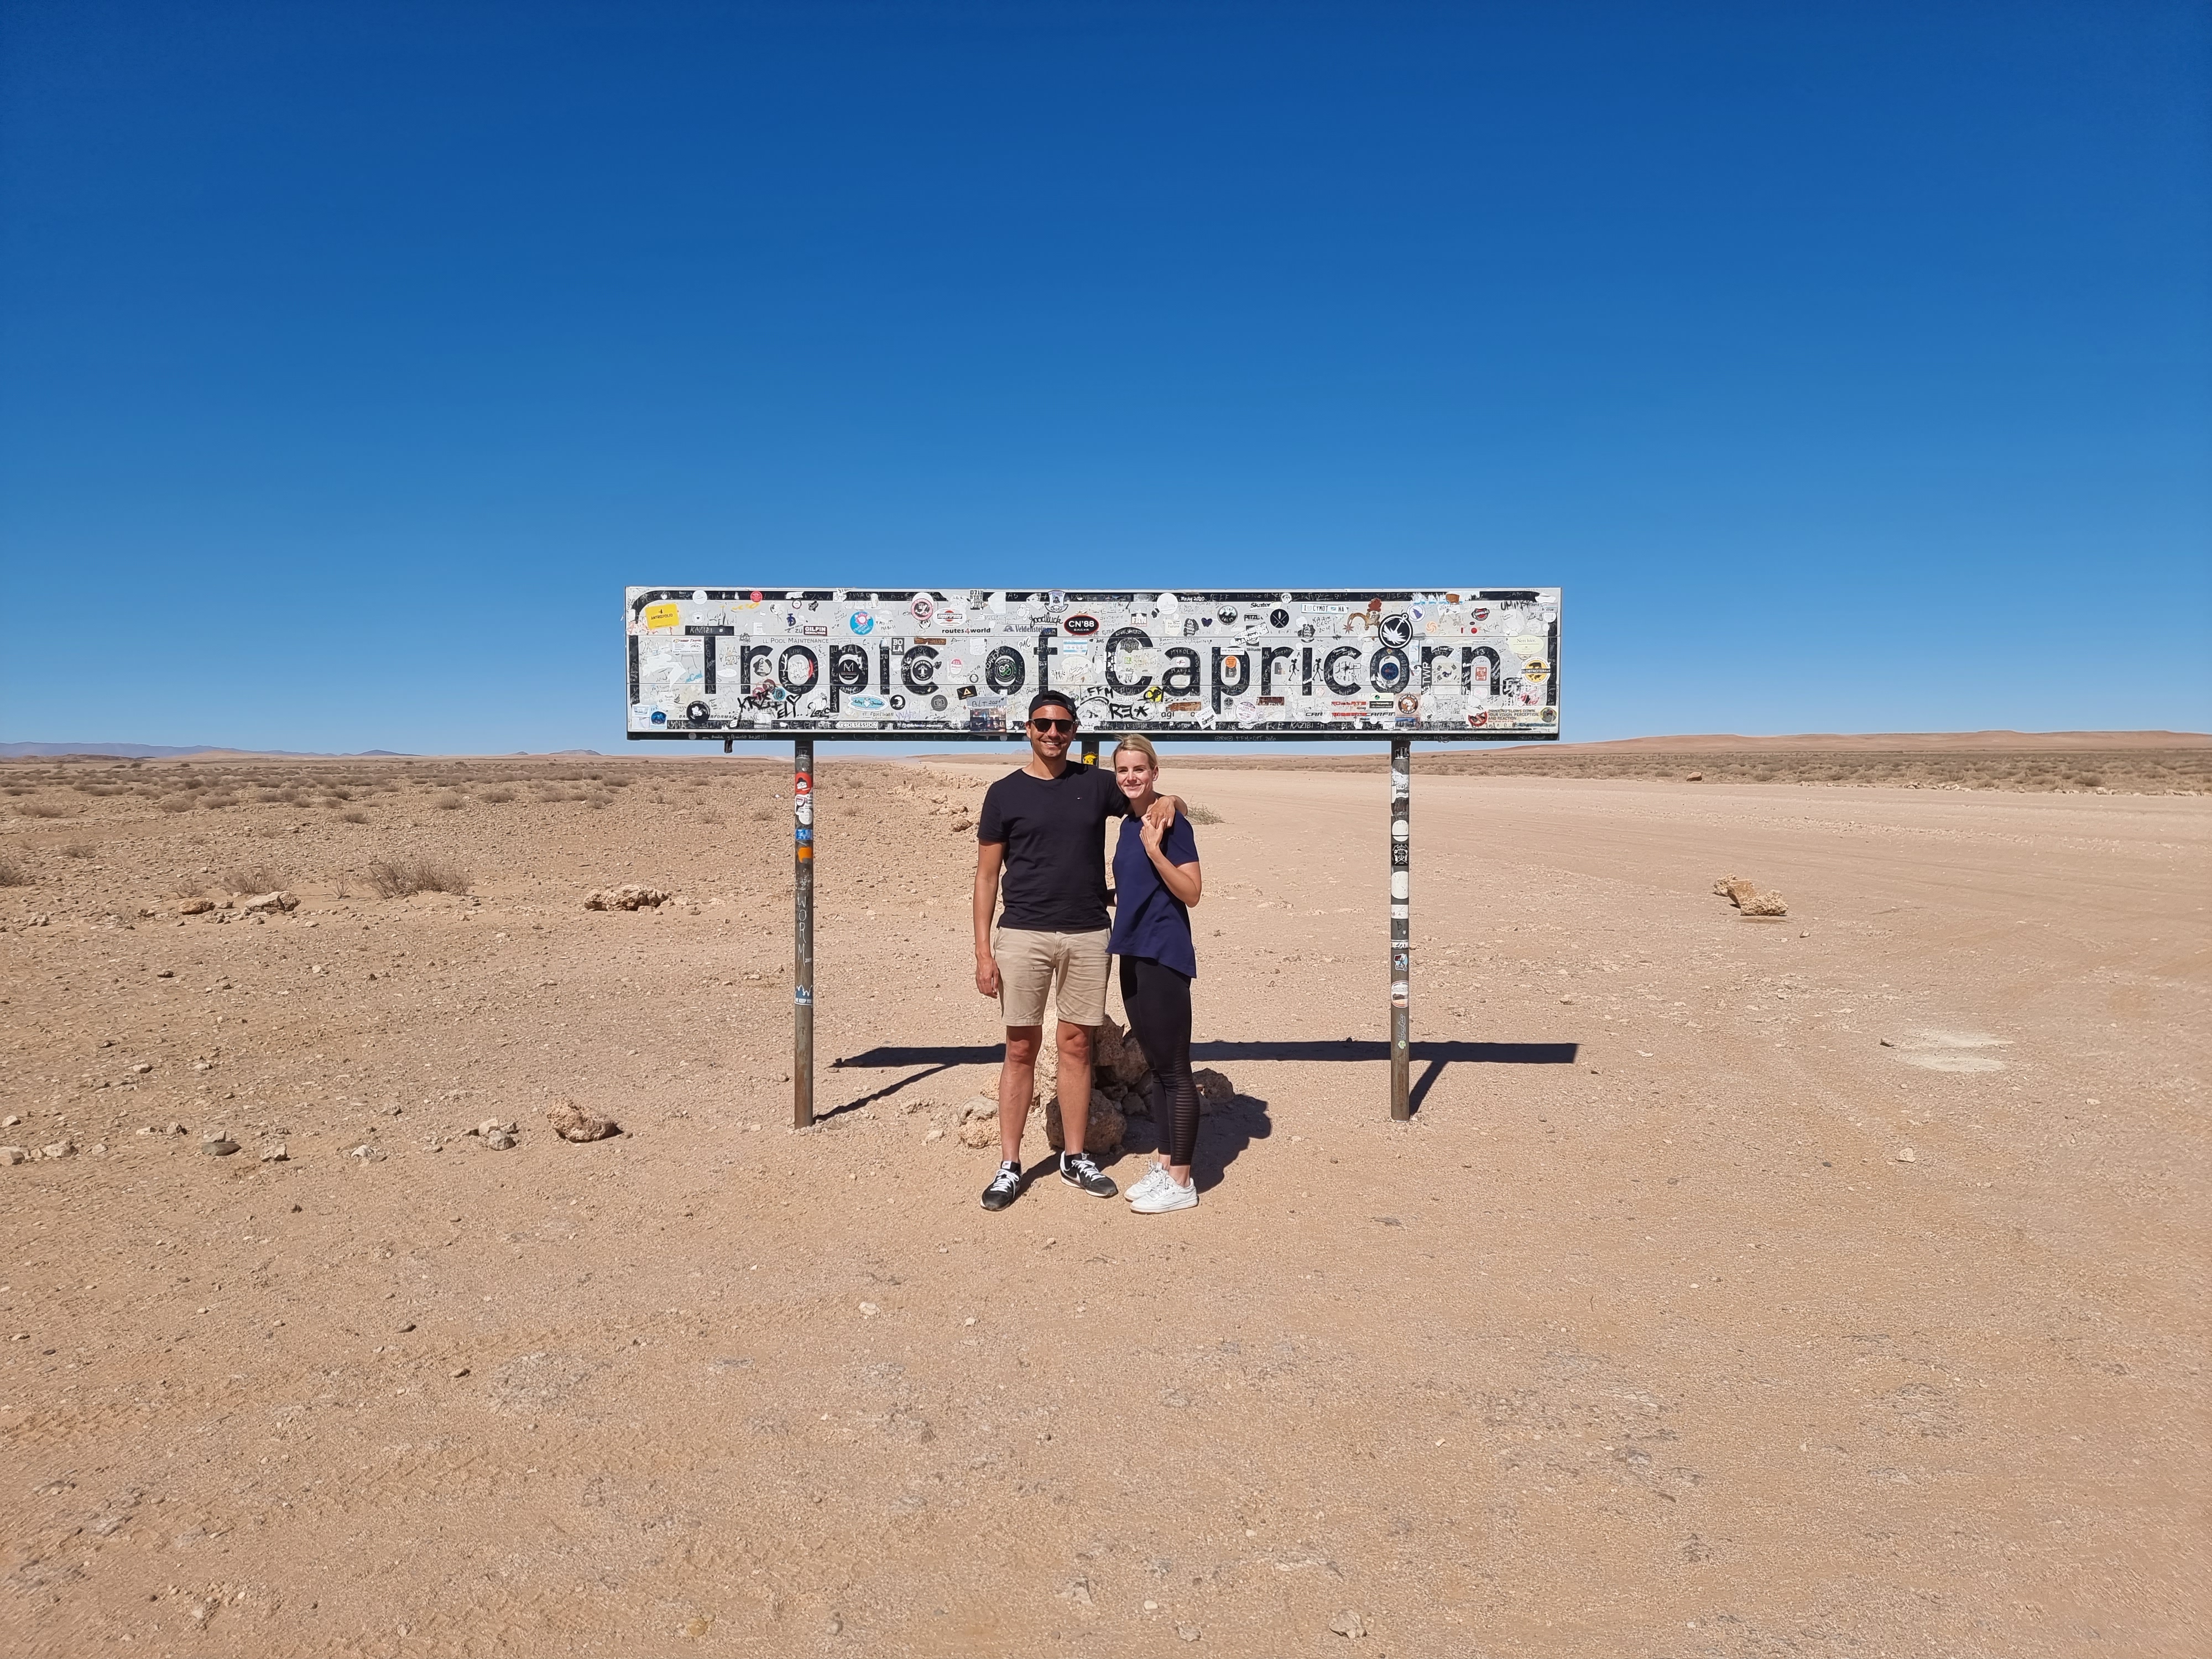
top-left (1, 754), bottom-right (2206, 1657)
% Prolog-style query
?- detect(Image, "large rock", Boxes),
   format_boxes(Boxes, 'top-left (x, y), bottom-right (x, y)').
top-left (584, 884), bottom-right (670, 911)
top-left (1043, 1094), bottom-right (1125, 1155)
top-left (241, 891), bottom-right (298, 915)
top-left (1739, 890), bottom-right (1789, 917)
top-left (1192, 1068), bottom-right (1235, 1114)
top-left (547, 1100), bottom-right (618, 1141)
top-left (956, 1095), bottom-right (1003, 1149)
top-left (1712, 875), bottom-right (1759, 905)
top-left (1094, 1015), bottom-right (1154, 1088)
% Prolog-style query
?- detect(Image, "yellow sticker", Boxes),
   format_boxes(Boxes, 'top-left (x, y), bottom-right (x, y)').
top-left (643, 602), bottom-right (682, 632)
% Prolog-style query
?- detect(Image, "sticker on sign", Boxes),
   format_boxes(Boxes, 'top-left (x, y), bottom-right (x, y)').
top-left (624, 588), bottom-right (1559, 740)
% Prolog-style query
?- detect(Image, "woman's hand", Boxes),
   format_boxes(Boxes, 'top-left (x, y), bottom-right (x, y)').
top-left (1139, 813), bottom-right (1168, 856)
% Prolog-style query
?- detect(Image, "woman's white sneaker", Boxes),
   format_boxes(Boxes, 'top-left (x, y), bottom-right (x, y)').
top-left (1130, 1176), bottom-right (1197, 1214)
top-left (1125, 1162), bottom-right (1172, 1204)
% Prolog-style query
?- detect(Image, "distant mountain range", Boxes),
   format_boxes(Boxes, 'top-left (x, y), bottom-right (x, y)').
top-left (0, 742), bottom-right (606, 759)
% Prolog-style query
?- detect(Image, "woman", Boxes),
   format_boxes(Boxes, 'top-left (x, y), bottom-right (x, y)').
top-left (1106, 735), bottom-right (1205, 1214)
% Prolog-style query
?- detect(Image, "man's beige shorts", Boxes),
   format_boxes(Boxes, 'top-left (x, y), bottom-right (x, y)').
top-left (993, 927), bottom-right (1111, 1029)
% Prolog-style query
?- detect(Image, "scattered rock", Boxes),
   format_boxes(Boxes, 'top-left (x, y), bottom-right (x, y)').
top-left (483, 1130), bottom-right (518, 1151)
top-left (1740, 891), bottom-right (1789, 917)
top-left (546, 1099), bottom-right (618, 1142)
top-left (178, 898), bottom-right (215, 915)
top-left (1, 1115), bottom-right (15, 1128)
top-left (130, 1061), bottom-right (152, 1074)
top-left (1, 1147), bottom-right (25, 1166)
top-left (42, 1139), bottom-right (76, 1159)
top-left (349, 1144), bottom-right (387, 1162)
top-left (923, 1127), bottom-right (944, 1143)
top-left (1043, 1094), bottom-right (1125, 1155)
top-left (1897, 1147), bottom-right (1918, 1163)
top-left (956, 1095), bottom-right (1005, 1149)
top-left (165, 1121), bottom-right (186, 1135)
top-left (156, 968), bottom-right (174, 978)
top-left (1712, 875), bottom-right (1759, 904)
top-left (475, 1118), bottom-right (517, 1137)
top-left (240, 890), bottom-right (298, 914)
top-left (1192, 1068), bottom-right (1235, 1112)
top-left (200, 1136), bottom-right (238, 1156)
top-left (259, 1143), bottom-right (288, 1162)
top-left (1178, 1625), bottom-right (1202, 1642)
top-left (1686, 771), bottom-right (1703, 781)
top-left (583, 884), bottom-right (670, 911)
top-left (1331, 1610), bottom-right (1368, 1639)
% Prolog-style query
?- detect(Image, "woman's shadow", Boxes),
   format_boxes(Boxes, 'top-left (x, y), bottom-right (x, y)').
top-left (1117, 1087), bottom-right (1272, 1193)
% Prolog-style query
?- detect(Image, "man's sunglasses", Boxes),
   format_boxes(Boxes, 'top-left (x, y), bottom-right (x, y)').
top-left (1029, 717), bottom-right (1075, 734)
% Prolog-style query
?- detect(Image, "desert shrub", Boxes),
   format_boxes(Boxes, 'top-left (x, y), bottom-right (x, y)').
top-left (430, 792), bottom-right (463, 811)
top-left (583, 794), bottom-right (610, 810)
top-left (327, 786), bottom-right (353, 801)
top-left (14, 801), bottom-right (68, 818)
top-left (363, 857), bottom-right (471, 898)
top-left (1186, 804), bottom-right (1225, 825)
top-left (278, 787), bottom-right (305, 805)
top-left (203, 794), bottom-right (238, 809)
top-left (478, 785), bottom-right (515, 803)
top-left (222, 863), bottom-right (292, 895)
top-left (155, 795), bottom-right (195, 813)
top-left (338, 808), bottom-right (369, 824)
top-left (58, 841), bottom-right (95, 859)
top-left (0, 858), bottom-right (30, 886)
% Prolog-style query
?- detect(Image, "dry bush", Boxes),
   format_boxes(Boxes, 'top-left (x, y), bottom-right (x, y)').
top-left (1186, 804), bottom-right (1225, 825)
top-left (0, 858), bottom-right (30, 887)
top-left (14, 801), bottom-right (68, 818)
top-left (253, 789), bottom-right (286, 804)
top-left (583, 794), bottom-right (610, 810)
top-left (278, 787), bottom-right (305, 805)
top-left (363, 857), bottom-right (471, 898)
top-left (155, 795), bottom-right (195, 813)
top-left (222, 863), bottom-right (292, 895)
top-left (59, 841), bottom-right (95, 859)
top-left (338, 808), bottom-right (369, 824)
top-left (431, 792), bottom-right (463, 811)
top-left (478, 785), bottom-right (515, 803)
top-left (327, 786), bottom-right (353, 801)
top-left (204, 794), bottom-right (238, 809)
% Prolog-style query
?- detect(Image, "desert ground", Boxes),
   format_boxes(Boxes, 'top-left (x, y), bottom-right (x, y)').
top-left (1, 746), bottom-right (2206, 1657)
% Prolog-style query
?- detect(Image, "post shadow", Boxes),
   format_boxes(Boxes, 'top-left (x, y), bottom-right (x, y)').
top-left (827, 1039), bottom-right (1577, 1121)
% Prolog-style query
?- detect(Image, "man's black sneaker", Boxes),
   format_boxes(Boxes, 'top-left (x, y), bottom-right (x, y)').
top-left (981, 1161), bottom-right (1022, 1211)
top-left (1060, 1151), bottom-right (1118, 1198)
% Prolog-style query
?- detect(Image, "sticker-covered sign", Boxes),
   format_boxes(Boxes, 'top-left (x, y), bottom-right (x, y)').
top-left (625, 588), bottom-right (1561, 740)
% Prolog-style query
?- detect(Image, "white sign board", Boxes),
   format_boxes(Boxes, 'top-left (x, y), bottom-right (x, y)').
top-left (626, 587), bottom-right (1559, 740)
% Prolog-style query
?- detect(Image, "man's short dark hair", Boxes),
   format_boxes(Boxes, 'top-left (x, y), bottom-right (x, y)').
top-left (1027, 691), bottom-right (1077, 723)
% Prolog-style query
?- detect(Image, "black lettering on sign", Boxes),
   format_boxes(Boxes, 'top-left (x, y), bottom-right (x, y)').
top-left (1421, 644), bottom-right (1454, 687)
top-left (986, 646), bottom-right (1027, 693)
top-left (702, 634), bottom-right (717, 694)
top-left (1036, 630), bottom-right (1055, 693)
top-left (1301, 645), bottom-right (1315, 695)
top-left (742, 644), bottom-right (774, 693)
top-left (1104, 628), bottom-right (1152, 696)
top-left (1369, 646), bottom-right (1409, 692)
top-left (779, 646), bottom-right (820, 692)
top-left (1322, 646), bottom-right (1362, 696)
top-left (628, 635), bottom-right (640, 702)
top-left (902, 645), bottom-right (940, 693)
top-left (1211, 647), bottom-right (1251, 712)
top-left (830, 644), bottom-right (869, 691)
top-left (1260, 644), bottom-right (1294, 696)
top-left (1161, 647), bottom-right (1201, 697)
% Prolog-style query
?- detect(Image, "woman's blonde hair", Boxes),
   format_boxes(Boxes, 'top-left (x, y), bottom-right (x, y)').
top-left (1112, 734), bottom-right (1160, 770)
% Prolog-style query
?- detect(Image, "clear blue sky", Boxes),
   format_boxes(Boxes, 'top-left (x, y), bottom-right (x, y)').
top-left (3, 1), bottom-right (2206, 753)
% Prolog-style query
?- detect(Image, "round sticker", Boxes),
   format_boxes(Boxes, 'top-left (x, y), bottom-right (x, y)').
top-left (848, 610), bottom-right (875, 635)
top-left (1218, 605), bottom-right (1238, 624)
top-left (686, 701), bottom-right (710, 722)
top-left (1380, 613), bottom-right (1413, 648)
top-left (1269, 607), bottom-right (1290, 629)
top-left (930, 693), bottom-right (948, 711)
top-left (909, 594), bottom-right (934, 624)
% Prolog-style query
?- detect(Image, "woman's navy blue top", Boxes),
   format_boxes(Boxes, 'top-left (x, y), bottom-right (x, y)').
top-left (1107, 811), bottom-right (1199, 978)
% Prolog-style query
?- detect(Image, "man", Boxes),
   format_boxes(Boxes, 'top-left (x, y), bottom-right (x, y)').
top-left (973, 691), bottom-right (1181, 1211)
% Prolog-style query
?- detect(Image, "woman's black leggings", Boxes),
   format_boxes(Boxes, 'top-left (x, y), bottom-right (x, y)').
top-left (1119, 956), bottom-right (1199, 1169)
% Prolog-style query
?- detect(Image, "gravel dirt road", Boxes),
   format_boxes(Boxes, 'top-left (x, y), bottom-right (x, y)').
top-left (2, 755), bottom-right (2204, 1656)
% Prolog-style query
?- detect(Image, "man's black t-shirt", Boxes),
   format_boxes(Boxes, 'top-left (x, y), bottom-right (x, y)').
top-left (977, 761), bottom-right (1130, 932)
